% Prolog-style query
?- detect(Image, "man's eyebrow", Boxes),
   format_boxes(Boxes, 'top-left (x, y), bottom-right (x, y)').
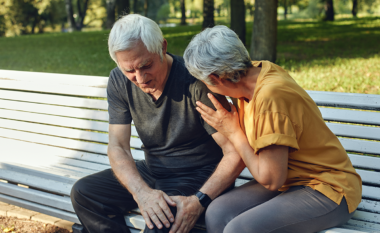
top-left (124, 60), bottom-right (151, 72)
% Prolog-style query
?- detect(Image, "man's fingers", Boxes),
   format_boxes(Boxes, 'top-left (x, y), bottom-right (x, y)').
top-left (147, 208), bottom-right (163, 229)
top-left (141, 211), bottom-right (154, 229)
top-left (158, 200), bottom-right (174, 224)
top-left (169, 217), bottom-right (182, 233)
top-left (163, 193), bottom-right (177, 207)
top-left (153, 207), bottom-right (170, 228)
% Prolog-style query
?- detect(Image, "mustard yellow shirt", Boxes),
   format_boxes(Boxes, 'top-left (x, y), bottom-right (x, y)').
top-left (238, 61), bottom-right (362, 213)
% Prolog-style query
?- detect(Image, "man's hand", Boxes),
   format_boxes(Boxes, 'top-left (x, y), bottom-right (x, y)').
top-left (169, 195), bottom-right (204, 233)
top-left (134, 189), bottom-right (176, 229)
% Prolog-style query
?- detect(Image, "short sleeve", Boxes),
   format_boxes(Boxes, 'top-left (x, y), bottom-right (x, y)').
top-left (193, 80), bottom-right (231, 135)
top-left (252, 111), bottom-right (299, 153)
top-left (107, 69), bottom-right (132, 124)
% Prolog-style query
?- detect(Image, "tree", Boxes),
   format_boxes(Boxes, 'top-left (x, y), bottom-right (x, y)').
top-left (144, 0), bottom-right (148, 16)
top-left (323, 0), bottom-right (334, 21)
top-left (117, 0), bottom-right (130, 16)
top-left (202, 0), bottom-right (214, 29)
top-left (230, 0), bottom-right (245, 44)
top-left (180, 0), bottom-right (186, 25)
top-left (64, 0), bottom-right (90, 31)
top-left (106, 0), bottom-right (116, 29)
top-left (352, 0), bottom-right (358, 17)
top-left (250, 0), bottom-right (278, 63)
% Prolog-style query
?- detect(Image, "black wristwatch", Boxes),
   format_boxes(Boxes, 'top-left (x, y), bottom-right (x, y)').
top-left (195, 191), bottom-right (212, 208)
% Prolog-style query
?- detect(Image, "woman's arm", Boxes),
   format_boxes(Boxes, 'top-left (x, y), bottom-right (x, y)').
top-left (196, 94), bottom-right (288, 191)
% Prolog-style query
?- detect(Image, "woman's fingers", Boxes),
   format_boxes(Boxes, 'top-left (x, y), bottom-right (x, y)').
top-left (196, 100), bottom-right (215, 115)
top-left (207, 93), bottom-right (223, 110)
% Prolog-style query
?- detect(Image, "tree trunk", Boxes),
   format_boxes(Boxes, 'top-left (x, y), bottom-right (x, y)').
top-left (144, 0), bottom-right (148, 16)
top-left (230, 0), bottom-right (246, 44)
top-left (77, 0), bottom-right (89, 30)
top-left (284, 0), bottom-right (287, 19)
top-left (352, 0), bottom-right (358, 17)
top-left (106, 0), bottom-right (117, 29)
top-left (202, 0), bottom-right (214, 29)
top-left (324, 0), bottom-right (334, 21)
top-left (133, 0), bottom-right (138, 13)
top-left (64, 0), bottom-right (77, 31)
top-left (180, 0), bottom-right (186, 25)
top-left (250, 0), bottom-right (278, 62)
top-left (117, 0), bottom-right (130, 17)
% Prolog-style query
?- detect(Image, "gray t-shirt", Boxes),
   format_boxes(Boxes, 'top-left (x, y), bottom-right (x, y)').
top-left (107, 54), bottom-right (230, 175)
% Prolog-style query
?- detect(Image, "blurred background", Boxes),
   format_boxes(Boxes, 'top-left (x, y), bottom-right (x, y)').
top-left (0, 0), bottom-right (379, 94)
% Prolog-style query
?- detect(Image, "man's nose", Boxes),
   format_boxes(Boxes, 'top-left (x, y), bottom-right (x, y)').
top-left (135, 70), bottom-right (147, 83)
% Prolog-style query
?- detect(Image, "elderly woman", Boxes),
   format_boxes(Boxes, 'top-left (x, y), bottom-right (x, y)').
top-left (183, 25), bottom-right (362, 233)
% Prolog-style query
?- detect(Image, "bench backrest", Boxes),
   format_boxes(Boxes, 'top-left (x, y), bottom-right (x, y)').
top-left (1, 70), bottom-right (380, 230)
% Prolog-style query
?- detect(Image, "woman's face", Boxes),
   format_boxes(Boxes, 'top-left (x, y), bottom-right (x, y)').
top-left (202, 79), bottom-right (243, 99)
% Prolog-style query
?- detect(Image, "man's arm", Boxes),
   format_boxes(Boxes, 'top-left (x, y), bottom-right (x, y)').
top-left (169, 132), bottom-right (245, 233)
top-left (108, 124), bottom-right (176, 230)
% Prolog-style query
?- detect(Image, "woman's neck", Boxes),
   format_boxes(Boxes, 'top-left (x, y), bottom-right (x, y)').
top-left (240, 66), bottom-right (261, 101)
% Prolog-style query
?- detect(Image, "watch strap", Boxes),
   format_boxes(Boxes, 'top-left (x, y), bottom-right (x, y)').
top-left (195, 191), bottom-right (212, 208)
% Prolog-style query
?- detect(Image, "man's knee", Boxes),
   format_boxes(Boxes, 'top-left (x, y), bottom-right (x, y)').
top-left (70, 177), bottom-right (92, 206)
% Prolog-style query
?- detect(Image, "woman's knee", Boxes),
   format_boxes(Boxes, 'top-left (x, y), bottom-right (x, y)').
top-left (205, 195), bottom-right (233, 232)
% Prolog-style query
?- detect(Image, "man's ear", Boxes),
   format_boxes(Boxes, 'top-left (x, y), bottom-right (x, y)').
top-left (208, 74), bottom-right (222, 86)
top-left (162, 39), bottom-right (168, 54)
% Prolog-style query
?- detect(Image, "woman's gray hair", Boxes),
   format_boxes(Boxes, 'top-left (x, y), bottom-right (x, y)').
top-left (183, 25), bottom-right (252, 85)
top-left (108, 14), bottom-right (164, 64)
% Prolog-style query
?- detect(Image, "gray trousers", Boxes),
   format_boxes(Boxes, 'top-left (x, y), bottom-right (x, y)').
top-left (206, 180), bottom-right (355, 233)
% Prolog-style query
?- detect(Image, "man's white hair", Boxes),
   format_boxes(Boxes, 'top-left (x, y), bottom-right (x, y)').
top-left (183, 25), bottom-right (252, 85)
top-left (108, 14), bottom-right (164, 64)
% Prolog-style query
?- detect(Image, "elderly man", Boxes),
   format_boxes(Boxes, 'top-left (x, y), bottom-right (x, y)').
top-left (70, 14), bottom-right (244, 233)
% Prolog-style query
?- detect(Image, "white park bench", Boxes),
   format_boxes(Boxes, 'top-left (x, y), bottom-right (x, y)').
top-left (0, 69), bottom-right (379, 233)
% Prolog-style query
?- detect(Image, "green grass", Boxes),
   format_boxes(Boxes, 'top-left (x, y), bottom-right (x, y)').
top-left (0, 17), bottom-right (379, 94)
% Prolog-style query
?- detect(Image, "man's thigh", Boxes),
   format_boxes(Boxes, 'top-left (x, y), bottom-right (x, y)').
top-left (71, 160), bottom-right (156, 215)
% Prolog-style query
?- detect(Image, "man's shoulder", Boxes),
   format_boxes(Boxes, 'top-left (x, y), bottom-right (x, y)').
top-left (109, 67), bottom-right (125, 80)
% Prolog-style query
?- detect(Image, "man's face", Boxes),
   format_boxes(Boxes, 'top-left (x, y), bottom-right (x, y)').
top-left (116, 41), bottom-right (166, 96)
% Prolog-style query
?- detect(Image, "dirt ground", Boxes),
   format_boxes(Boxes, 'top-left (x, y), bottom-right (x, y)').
top-left (0, 216), bottom-right (71, 233)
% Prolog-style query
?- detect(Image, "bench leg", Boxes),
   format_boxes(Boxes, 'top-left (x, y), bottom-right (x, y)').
top-left (72, 223), bottom-right (85, 233)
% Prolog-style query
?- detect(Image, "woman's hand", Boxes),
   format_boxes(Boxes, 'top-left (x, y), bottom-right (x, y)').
top-left (196, 93), bottom-right (242, 139)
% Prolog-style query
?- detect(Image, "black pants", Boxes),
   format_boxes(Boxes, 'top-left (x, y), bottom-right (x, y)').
top-left (70, 161), bottom-right (217, 233)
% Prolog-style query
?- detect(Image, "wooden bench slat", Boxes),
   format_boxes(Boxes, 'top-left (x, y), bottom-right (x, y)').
top-left (362, 185), bottom-right (380, 201)
top-left (0, 80), bottom-right (107, 97)
top-left (0, 69), bottom-right (108, 87)
top-left (0, 193), bottom-right (80, 223)
top-left (356, 170), bottom-right (380, 186)
top-left (349, 154), bottom-right (380, 171)
top-left (0, 182), bottom-right (74, 212)
top-left (0, 118), bottom-right (109, 144)
top-left (318, 228), bottom-right (369, 233)
top-left (320, 108), bottom-right (380, 126)
top-left (358, 199), bottom-right (380, 214)
top-left (0, 128), bottom-right (109, 155)
top-left (327, 122), bottom-right (380, 141)
top-left (344, 219), bottom-right (380, 232)
top-left (0, 128), bottom-right (143, 153)
top-left (353, 210), bottom-right (380, 225)
top-left (339, 138), bottom-right (380, 155)
top-left (0, 137), bottom-right (112, 164)
top-left (0, 109), bottom-right (109, 132)
top-left (307, 90), bottom-right (380, 111)
top-left (0, 163), bottom-right (74, 196)
top-left (0, 90), bottom-right (108, 110)
top-left (0, 99), bottom-right (109, 121)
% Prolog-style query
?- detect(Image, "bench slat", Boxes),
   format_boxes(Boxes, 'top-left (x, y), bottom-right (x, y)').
top-left (0, 80), bottom-right (107, 97)
top-left (0, 69), bottom-right (108, 87)
top-left (0, 163), bottom-right (74, 196)
top-left (344, 219), bottom-right (380, 232)
top-left (327, 122), bottom-right (380, 141)
top-left (349, 154), bottom-right (380, 171)
top-left (362, 185), bottom-right (380, 201)
top-left (339, 138), bottom-right (380, 155)
top-left (307, 90), bottom-right (380, 111)
top-left (320, 108), bottom-right (380, 126)
top-left (353, 210), bottom-right (380, 224)
top-left (0, 90), bottom-right (108, 110)
top-left (0, 182), bottom-right (74, 212)
top-left (0, 99), bottom-right (109, 121)
top-left (0, 109), bottom-right (109, 132)
top-left (0, 128), bottom-right (109, 155)
top-left (0, 193), bottom-right (80, 223)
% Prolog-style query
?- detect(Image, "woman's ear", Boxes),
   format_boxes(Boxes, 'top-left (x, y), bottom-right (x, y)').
top-left (208, 74), bottom-right (222, 86)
